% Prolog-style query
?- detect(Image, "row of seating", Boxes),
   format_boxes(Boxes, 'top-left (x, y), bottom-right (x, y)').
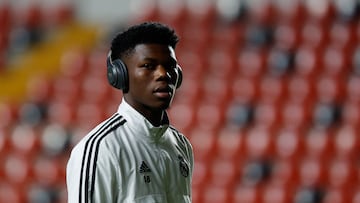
top-left (0, 1), bottom-right (74, 71)
top-left (1, 0), bottom-right (360, 202)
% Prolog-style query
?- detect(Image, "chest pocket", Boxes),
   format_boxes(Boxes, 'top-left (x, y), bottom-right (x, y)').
top-left (133, 194), bottom-right (166, 203)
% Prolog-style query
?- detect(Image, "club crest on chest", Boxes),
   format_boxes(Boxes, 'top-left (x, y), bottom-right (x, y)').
top-left (178, 155), bottom-right (189, 178)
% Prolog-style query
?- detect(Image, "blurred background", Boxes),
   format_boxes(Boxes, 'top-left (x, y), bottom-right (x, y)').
top-left (0, 0), bottom-right (360, 202)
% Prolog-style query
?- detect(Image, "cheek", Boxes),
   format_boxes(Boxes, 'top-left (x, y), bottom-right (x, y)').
top-left (130, 70), bottom-right (151, 90)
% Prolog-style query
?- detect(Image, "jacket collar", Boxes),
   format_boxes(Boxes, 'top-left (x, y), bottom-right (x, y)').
top-left (117, 98), bottom-right (169, 139)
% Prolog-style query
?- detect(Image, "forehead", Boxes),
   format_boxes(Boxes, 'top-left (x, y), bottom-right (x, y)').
top-left (131, 44), bottom-right (177, 61)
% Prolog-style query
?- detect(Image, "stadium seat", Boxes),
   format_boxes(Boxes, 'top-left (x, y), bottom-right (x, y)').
top-left (194, 102), bottom-right (225, 131)
top-left (293, 45), bottom-right (321, 79)
top-left (258, 76), bottom-right (285, 105)
top-left (33, 155), bottom-right (62, 187)
top-left (341, 102), bottom-right (360, 128)
top-left (252, 101), bottom-right (279, 131)
top-left (269, 158), bottom-right (299, 188)
top-left (298, 156), bottom-right (327, 187)
top-left (279, 101), bottom-right (310, 130)
top-left (345, 75), bottom-right (360, 103)
top-left (304, 127), bottom-right (333, 159)
top-left (201, 185), bottom-right (231, 203)
top-left (323, 187), bottom-right (350, 203)
top-left (188, 127), bottom-right (217, 162)
top-left (327, 158), bottom-right (356, 189)
top-left (2, 153), bottom-right (32, 188)
top-left (274, 128), bottom-right (305, 160)
top-left (206, 47), bottom-right (236, 80)
top-left (333, 125), bottom-right (359, 159)
top-left (9, 124), bottom-right (40, 156)
top-left (244, 126), bottom-right (273, 159)
top-left (232, 185), bottom-right (260, 203)
top-left (207, 157), bottom-right (239, 189)
top-left (0, 182), bottom-right (24, 203)
top-left (231, 76), bottom-right (258, 104)
top-left (168, 103), bottom-right (196, 134)
top-left (192, 159), bottom-right (210, 190)
top-left (262, 183), bottom-right (292, 203)
top-left (237, 48), bottom-right (266, 79)
top-left (215, 127), bottom-right (244, 160)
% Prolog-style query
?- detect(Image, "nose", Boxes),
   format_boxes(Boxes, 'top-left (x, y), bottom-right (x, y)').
top-left (155, 65), bottom-right (171, 81)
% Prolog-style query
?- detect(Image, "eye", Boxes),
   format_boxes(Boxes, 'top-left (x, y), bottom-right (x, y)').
top-left (141, 63), bottom-right (156, 69)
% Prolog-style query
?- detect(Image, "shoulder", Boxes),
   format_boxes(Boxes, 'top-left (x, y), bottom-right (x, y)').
top-left (168, 126), bottom-right (192, 149)
top-left (70, 113), bottom-right (127, 158)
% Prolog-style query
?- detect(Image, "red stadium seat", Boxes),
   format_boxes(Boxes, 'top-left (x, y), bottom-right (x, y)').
top-left (298, 156), bottom-right (327, 187)
top-left (279, 101), bottom-right (310, 130)
top-left (274, 128), bottom-right (305, 160)
top-left (2, 153), bottom-right (32, 188)
top-left (168, 103), bottom-right (196, 134)
top-left (253, 102), bottom-right (279, 131)
top-left (194, 102), bottom-right (225, 132)
top-left (201, 76), bottom-right (232, 106)
top-left (341, 102), bottom-right (360, 128)
top-left (304, 127), bottom-right (333, 159)
top-left (273, 21), bottom-right (300, 49)
top-left (237, 48), bottom-right (266, 79)
top-left (269, 158), bottom-right (299, 188)
top-left (51, 76), bottom-right (81, 105)
top-left (262, 183), bottom-right (292, 203)
top-left (346, 76), bottom-right (360, 103)
top-left (188, 127), bottom-right (217, 162)
top-left (244, 126), bottom-right (273, 159)
top-left (329, 22), bottom-right (355, 50)
top-left (192, 159), bottom-right (210, 189)
top-left (293, 45), bottom-right (321, 79)
top-left (321, 45), bottom-right (350, 77)
top-left (201, 185), bottom-right (231, 203)
top-left (232, 185), bottom-right (261, 203)
top-left (327, 158), bottom-right (356, 189)
top-left (9, 124), bottom-right (40, 156)
top-left (323, 187), bottom-right (350, 203)
top-left (258, 76), bottom-right (285, 105)
top-left (215, 127), bottom-right (244, 160)
top-left (333, 125), bottom-right (359, 159)
top-left (33, 156), bottom-right (62, 187)
top-left (207, 157), bottom-right (239, 189)
top-left (303, 0), bottom-right (334, 24)
top-left (206, 47), bottom-right (236, 80)
top-left (0, 182), bottom-right (24, 203)
top-left (231, 76), bottom-right (258, 103)
top-left (273, 0), bottom-right (304, 27)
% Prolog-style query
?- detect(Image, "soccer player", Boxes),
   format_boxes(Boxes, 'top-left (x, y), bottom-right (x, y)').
top-left (66, 22), bottom-right (194, 203)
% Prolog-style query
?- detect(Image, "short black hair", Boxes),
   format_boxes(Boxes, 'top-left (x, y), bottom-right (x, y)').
top-left (110, 22), bottom-right (179, 60)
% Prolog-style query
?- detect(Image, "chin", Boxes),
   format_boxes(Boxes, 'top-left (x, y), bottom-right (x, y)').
top-left (156, 99), bottom-right (172, 110)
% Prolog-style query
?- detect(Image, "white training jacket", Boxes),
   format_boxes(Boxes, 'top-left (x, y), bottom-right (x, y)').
top-left (66, 99), bottom-right (194, 203)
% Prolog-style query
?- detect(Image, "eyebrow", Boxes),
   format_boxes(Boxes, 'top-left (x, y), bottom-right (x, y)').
top-left (142, 57), bottom-right (177, 64)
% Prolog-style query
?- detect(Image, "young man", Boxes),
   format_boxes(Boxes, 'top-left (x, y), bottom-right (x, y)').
top-left (66, 22), bottom-right (194, 203)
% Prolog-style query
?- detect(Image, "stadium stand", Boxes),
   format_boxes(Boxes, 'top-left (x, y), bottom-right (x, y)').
top-left (1, 0), bottom-right (360, 202)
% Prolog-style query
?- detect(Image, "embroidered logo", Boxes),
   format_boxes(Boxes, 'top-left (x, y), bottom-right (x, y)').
top-left (139, 161), bottom-right (151, 183)
top-left (139, 161), bottom-right (151, 173)
top-left (178, 155), bottom-right (189, 178)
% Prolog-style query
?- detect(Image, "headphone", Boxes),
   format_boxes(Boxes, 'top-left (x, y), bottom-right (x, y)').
top-left (106, 51), bottom-right (182, 92)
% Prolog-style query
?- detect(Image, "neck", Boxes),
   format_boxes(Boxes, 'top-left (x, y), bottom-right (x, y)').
top-left (123, 97), bottom-right (167, 127)
top-left (148, 111), bottom-right (165, 127)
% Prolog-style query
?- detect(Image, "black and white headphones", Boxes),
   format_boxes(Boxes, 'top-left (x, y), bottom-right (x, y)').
top-left (106, 51), bottom-right (182, 92)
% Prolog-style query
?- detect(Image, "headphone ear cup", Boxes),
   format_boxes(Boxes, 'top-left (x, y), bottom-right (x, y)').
top-left (107, 57), bottom-right (129, 92)
top-left (176, 65), bottom-right (183, 89)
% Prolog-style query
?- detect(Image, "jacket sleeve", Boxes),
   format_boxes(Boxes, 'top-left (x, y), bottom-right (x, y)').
top-left (66, 139), bottom-right (121, 203)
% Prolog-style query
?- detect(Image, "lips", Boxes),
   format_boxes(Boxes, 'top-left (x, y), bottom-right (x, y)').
top-left (153, 86), bottom-right (173, 98)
